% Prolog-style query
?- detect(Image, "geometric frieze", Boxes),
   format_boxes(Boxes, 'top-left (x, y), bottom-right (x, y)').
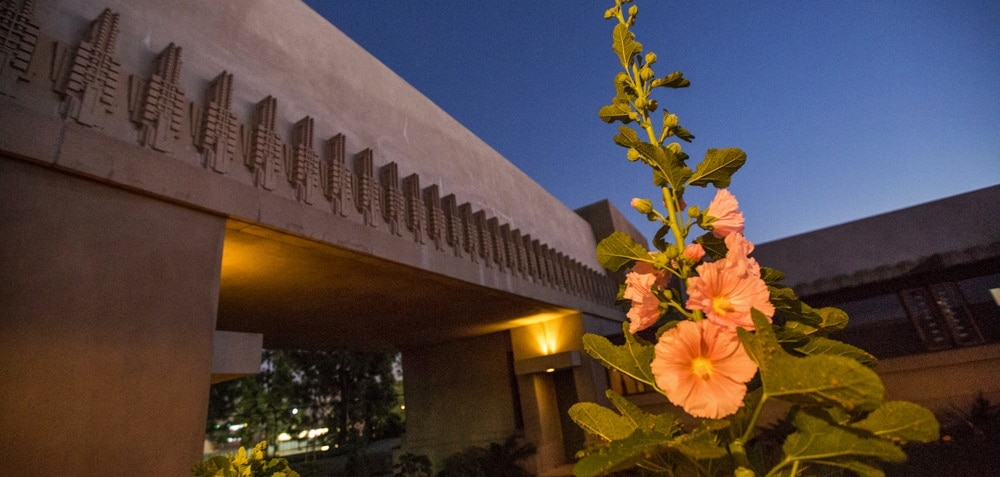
top-left (402, 173), bottom-right (425, 244)
top-left (423, 184), bottom-right (445, 251)
top-left (354, 148), bottom-right (379, 228)
top-left (129, 43), bottom-right (186, 153)
top-left (380, 162), bottom-right (404, 237)
top-left (289, 116), bottom-right (321, 204)
top-left (247, 95), bottom-right (285, 190)
top-left (488, 217), bottom-right (506, 272)
top-left (196, 71), bottom-right (240, 174)
top-left (442, 194), bottom-right (463, 258)
top-left (13, 4), bottom-right (616, 307)
top-left (0, 0), bottom-right (40, 97)
top-left (322, 133), bottom-right (352, 217)
top-left (53, 8), bottom-right (122, 128)
top-left (472, 210), bottom-right (491, 267)
top-left (458, 202), bottom-right (478, 263)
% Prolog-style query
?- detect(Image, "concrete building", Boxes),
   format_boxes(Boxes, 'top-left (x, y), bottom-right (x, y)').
top-left (752, 184), bottom-right (1000, 410)
top-left (0, 1), bottom-right (634, 475)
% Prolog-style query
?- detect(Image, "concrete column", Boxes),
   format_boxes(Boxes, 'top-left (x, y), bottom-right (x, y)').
top-left (0, 159), bottom-right (226, 476)
top-left (401, 332), bottom-right (520, 468)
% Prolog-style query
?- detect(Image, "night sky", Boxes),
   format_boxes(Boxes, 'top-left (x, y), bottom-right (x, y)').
top-left (303, 0), bottom-right (1000, 244)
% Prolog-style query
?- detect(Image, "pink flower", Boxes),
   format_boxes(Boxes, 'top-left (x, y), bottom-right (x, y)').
top-left (623, 262), bottom-right (667, 333)
top-left (682, 243), bottom-right (706, 263)
top-left (705, 189), bottom-right (744, 238)
top-left (651, 319), bottom-right (758, 419)
top-left (723, 233), bottom-right (760, 277)
top-left (685, 257), bottom-right (774, 330)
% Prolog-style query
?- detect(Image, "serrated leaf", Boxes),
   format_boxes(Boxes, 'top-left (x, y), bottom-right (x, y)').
top-left (596, 231), bottom-right (650, 272)
top-left (694, 231), bottom-right (727, 260)
top-left (816, 306), bottom-right (849, 332)
top-left (738, 311), bottom-right (884, 412)
top-left (649, 144), bottom-right (692, 190)
top-left (770, 286), bottom-right (824, 328)
top-left (613, 126), bottom-right (640, 148)
top-left (572, 428), bottom-right (678, 477)
top-left (599, 98), bottom-right (634, 124)
top-left (582, 324), bottom-right (657, 388)
top-left (607, 389), bottom-right (683, 435)
top-left (611, 23), bottom-right (642, 69)
top-left (672, 425), bottom-right (729, 460)
top-left (569, 402), bottom-right (637, 441)
top-left (573, 427), bottom-right (722, 477)
top-left (791, 335), bottom-right (877, 368)
top-left (650, 71), bottom-right (691, 89)
top-left (852, 401), bottom-right (940, 444)
top-left (688, 148), bottom-right (746, 188)
top-left (673, 125), bottom-right (695, 143)
top-left (760, 267), bottom-right (785, 284)
top-left (779, 408), bottom-right (906, 471)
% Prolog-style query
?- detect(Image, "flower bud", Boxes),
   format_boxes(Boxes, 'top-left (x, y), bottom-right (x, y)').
top-left (628, 5), bottom-right (638, 18)
top-left (663, 244), bottom-right (680, 260)
top-left (630, 198), bottom-right (653, 214)
top-left (664, 113), bottom-right (678, 128)
top-left (645, 52), bottom-right (657, 65)
top-left (687, 205), bottom-right (701, 217)
top-left (626, 148), bottom-right (641, 162)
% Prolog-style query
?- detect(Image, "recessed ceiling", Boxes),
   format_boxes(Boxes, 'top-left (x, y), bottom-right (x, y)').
top-left (217, 220), bottom-right (574, 351)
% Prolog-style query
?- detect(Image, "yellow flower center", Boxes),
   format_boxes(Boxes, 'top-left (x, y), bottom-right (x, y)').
top-left (691, 357), bottom-right (714, 379)
top-left (712, 295), bottom-right (735, 317)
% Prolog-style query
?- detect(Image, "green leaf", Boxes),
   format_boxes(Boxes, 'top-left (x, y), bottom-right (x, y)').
top-left (582, 324), bottom-right (657, 388)
top-left (779, 408), bottom-right (907, 470)
top-left (769, 286), bottom-right (824, 328)
top-left (694, 231), bottom-right (727, 260)
top-left (572, 429), bottom-right (677, 477)
top-left (606, 389), bottom-right (683, 435)
top-left (738, 311), bottom-right (884, 412)
top-left (673, 125), bottom-right (695, 143)
top-left (613, 126), bottom-right (640, 148)
top-left (599, 97), bottom-right (634, 124)
top-left (596, 231), bottom-right (650, 272)
top-left (688, 148), bottom-right (746, 188)
top-left (650, 71), bottom-right (690, 89)
top-left (569, 402), bottom-right (638, 441)
top-left (816, 307), bottom-right (849, 333)
top-left (611, 23), bottom-right (642, 69)
top-left (645, 143), bottom-right (692, 190)
top-left (791, 335), bottom-right (877, 368)
top-left (852, 401), bottom-right (940, 444)
top-left (573, 427), bottom-right (723, 477)
top-left (760, 267), bottom-right (785, 285)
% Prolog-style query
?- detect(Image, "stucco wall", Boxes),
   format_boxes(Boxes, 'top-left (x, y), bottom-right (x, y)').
top-left (0, 159), bottom-right (226, 476)
top-left (26, 0), bottom-right (601, 271)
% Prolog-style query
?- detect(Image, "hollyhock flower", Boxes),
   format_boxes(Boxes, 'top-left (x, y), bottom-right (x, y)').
top-left (685, 257), bottom-right (774, 330)
top-left (650, 319), bottom-right (758, 419)
top-left (723, 233), bottom-right (760, 278)
top-left (704, 189), bottom-right (744, 238)
top-left (682, 243), bottom-right (706, 263)
top-left (623, 262), bottom-right (667, 333)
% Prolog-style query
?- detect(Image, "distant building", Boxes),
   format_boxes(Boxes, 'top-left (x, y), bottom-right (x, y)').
top-left (753, 185), bottom-right (1000, 409)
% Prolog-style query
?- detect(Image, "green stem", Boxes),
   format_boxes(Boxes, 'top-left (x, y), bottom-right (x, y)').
top-left (739, 394), bottom-right (769, 444)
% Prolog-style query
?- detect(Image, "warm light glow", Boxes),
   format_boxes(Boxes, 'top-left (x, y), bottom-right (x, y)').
top-left (545, 368), bottom-right (555, 373)
top-left (277, 432), bottom-right (292, 442)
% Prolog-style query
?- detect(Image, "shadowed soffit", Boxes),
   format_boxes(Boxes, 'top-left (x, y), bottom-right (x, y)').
top-left (217, 220), bottom-right (574, 351)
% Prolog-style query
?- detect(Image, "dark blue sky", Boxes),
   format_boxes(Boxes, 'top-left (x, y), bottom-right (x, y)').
top-left (304, 0), bottom-right (1000, 244)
